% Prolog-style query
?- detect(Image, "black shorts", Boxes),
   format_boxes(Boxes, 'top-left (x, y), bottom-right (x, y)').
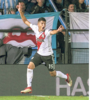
top-left (31, 53), bottom-right (55, 71)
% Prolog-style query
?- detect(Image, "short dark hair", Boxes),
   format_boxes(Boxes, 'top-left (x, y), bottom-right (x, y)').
top-left (38, 17), bottom-right (46, 22)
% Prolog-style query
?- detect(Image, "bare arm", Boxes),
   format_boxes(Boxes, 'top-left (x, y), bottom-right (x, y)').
top-left (50, 29), bottom-right (59, 35)
top-left (16, 3), bottom-right (31, 27)
top-left (19, 11), bottom-right (30, 27)
top-left (50, 25), bottom-right (65, 35)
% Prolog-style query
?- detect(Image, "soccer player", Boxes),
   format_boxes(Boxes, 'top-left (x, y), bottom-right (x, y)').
top-left (17, 3), bottom-right (72, 94)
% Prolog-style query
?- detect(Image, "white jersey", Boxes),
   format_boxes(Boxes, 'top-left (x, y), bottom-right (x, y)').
top-left (30, 24), bottom-right (53, 56)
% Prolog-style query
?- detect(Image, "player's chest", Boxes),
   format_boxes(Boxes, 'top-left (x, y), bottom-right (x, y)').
top-left (36, 32), bottom-right (46, 39)
top-left (36, 32), bottom-right (47, 43)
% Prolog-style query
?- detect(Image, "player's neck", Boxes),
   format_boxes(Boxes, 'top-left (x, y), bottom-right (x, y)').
top-left (38, 29), bottom-right (45, 32)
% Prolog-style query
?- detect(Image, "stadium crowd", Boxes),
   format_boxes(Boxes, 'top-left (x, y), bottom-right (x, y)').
top-left (0, 0), bottom-right (89, 64)
top-left (0, 0), bottom-right (89, 15)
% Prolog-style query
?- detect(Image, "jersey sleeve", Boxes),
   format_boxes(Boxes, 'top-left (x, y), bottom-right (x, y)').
top-left (45, 29), bottom-right (51, 37)
top-left (30, 24), bottom-right (38, 34)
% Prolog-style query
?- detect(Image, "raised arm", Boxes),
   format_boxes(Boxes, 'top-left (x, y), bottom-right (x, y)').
top-left (50, 25), bottom-right (65, 35)
top-left (16, 3), bottom-right (31, 27)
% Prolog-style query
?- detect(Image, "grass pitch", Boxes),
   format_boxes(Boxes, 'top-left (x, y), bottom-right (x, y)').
top-left (0, 96), bottom-right (89, 100)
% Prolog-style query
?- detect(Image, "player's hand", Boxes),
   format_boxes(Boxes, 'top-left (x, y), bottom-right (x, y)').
top-left (16, 3), bottom-right (22, 12)
top-left (58, 25), bottom-right (64, 32)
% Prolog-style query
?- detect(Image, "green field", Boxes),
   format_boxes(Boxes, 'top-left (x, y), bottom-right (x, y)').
top-left (0, 96), bottom-right (89, 100)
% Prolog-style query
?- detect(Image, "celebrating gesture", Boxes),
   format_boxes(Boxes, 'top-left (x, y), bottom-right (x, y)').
top-left (16, 3), bottom-right (23, 12)
top-left (17, 2), bottom-right (72, 94)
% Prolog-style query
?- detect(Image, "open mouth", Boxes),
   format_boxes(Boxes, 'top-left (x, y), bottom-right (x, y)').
top-left (42, 27), bottom-right (45, 30)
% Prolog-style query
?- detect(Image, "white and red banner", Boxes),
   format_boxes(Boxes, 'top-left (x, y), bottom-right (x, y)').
top-left (0, 13), bottom-right (58, 48)
top-left (0, 13), bottom-right (59, 64)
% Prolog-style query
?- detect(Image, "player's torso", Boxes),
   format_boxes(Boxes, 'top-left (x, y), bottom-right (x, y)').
top-left (35, 30), bottom-right (53, 56)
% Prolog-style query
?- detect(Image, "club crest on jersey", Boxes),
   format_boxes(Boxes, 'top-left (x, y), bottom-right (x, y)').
top-left (42, 34), bottom-right (44, 38)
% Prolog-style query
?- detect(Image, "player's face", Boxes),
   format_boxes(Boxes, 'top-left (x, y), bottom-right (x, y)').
top-left (38, 21), bottom-right (46, 32)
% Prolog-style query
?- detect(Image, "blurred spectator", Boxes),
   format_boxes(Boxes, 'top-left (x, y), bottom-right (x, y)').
top-left (16, 1), bottom-right (29, 15)
top-left (67, 4), bottom-right (75, 26)
top-left (0, 9), bottom-right (3, 15)
top-left (30, 0), bottom-right (53, 14)
top-left (53, 0), bottom-right (65, 54)
top-left (57, 3), bottom-right (75, 54)
top-left (18, 0), bottom-right (36, 3)
top-left (61, 4), bottom-right (76, 23)
top-left (61, 4), bottom-right (75, 21)
top-left (8, 8), bottom-right (16, 14)
top-left (52, 0), bottom-right (65, 53)
top-left (53, 0), bottom-right (63, 11)
top-left (0, 0), bottom-right (4, 14)
top-left (63, 0), bottom-right (72, 8)
top-left (85, 0), bottom-right (89, 8)
top-left (25, 0), bottom-right (37, 13)
top-left (2, 0), bottom-right (18, 14)
top-left (18, 0), bottom-right (37, 13)
top-left (72, 0), bottom-right (88, 12)
top-left (68, 4), bottom-right (76, 12)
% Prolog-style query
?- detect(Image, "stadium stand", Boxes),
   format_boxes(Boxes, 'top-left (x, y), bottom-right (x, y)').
top-left (0, 0), bottom-right (4, 10)
top-left (0, 0), bottom-right (18, 14)
top-left (85, 0), bottom-right (89, 7)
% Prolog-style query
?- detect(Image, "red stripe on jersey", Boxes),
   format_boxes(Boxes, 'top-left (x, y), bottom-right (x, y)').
top-left (37, 32), bottom-right (46, 50)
